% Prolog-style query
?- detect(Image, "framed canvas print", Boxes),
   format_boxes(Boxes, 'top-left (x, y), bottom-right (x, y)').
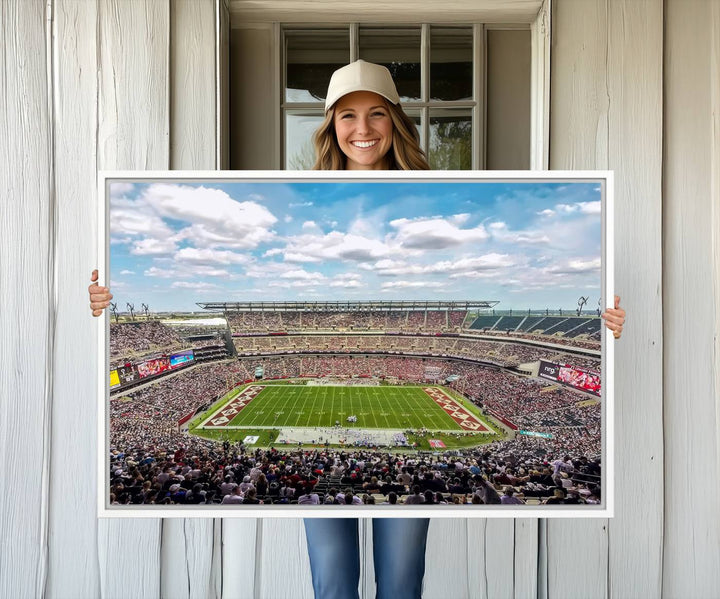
top-left (97, 171), bottom-right (614, 518)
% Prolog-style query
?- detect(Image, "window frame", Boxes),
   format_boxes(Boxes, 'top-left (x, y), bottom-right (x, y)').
top-left (248, 1), bottom-right (551, 170)
top-left (281, 23), bottom-right (489, 170)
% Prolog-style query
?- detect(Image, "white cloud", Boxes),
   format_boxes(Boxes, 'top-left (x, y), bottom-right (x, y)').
top-left (131, 237), bottom-right (178, 255)
top-left (546, 258), bottom-right (601, 274)
top-left (450, 271), bottom-right (501, 279)
top-left (284, 215), bottom-right (293, 223)
top-left (279, 269), bottom-right (326, 282)
top-left (110, 236), bottom-right (132, 245)
top-left (302, 220), bottom-right (320, 230)
top-left (555, 201), bottom-right (601, 215)
top-left (330, 273), bottom-right (364, 288)
top-left (175, 247), bottom-right (250, 266)
top-left (144, 266), bottom-right (177, 278)
top-left (184, 266), bottom-right (231, 277)
top-left (268, 279), bottom-right (321, 288)
top-left (390, 217), bottom-right (488, 250)
top-left (333, 273), bottom-right (362, 281)
top-left (537, 209), bottom-right (555, 217)
top-left (380, 281), bottom-right (445, 290)
top-left (371, 253), bottom-right (514, 277)
top-left (330, 279), bottom-right (363, 288)
top-left (578, 201), bottom-right (601, 214)
top-left (119, 269), bottom-right (135, 275)
top-left (348, 216), bottom-right (380, 238)
top-left (110, 197), bottom-right (174, 239)
top-left (142, 183), bottom-right (278, 250)
top-left (488, 221), bottom-right (550, 245)
top-left (289, 201), bottom-right (313, 208)
top-left (450, 213), bottom-right (471, 225)
top-left (244, 262), bottom-right (303, 278)
top-left (282, 252), bottom-right (324, 263)
top-left (110, 182), bottom-right (134, 197)
top-left (170, 281), bottom-right (220, 290)
top-left (278, 231), bottom-right (393, 263)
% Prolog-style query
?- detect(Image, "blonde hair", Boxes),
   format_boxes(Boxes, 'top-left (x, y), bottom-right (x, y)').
top-left (312, 100), bottom-right (430, 171)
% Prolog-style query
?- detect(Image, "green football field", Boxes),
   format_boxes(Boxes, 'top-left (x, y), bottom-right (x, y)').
top-left (198, 384), bottom-right (488, 431)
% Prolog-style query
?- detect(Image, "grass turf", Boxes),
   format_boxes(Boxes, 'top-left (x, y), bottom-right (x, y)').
top-left (198, 384), bottom-right (488, 432)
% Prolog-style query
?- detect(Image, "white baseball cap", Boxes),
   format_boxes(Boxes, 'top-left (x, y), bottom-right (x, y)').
top-left (324, 60), bottom-right (400, 112)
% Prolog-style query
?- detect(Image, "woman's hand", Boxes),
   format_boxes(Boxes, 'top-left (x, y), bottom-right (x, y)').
top-left (601, 295), bottom-right (625, 339)
top-left (89, 269), bottom-right (113, 317)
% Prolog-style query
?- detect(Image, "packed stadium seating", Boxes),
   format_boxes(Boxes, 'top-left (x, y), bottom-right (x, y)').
top-left (110, 321), bottom-right (185, 364)
top-left (108, 303), bottom-right (603, 507)
top-left (109, 437), bottom-right (601, 506)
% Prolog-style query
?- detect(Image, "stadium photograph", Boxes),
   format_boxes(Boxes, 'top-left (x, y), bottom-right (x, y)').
top-left (103, 174), bottom-right (609, 513)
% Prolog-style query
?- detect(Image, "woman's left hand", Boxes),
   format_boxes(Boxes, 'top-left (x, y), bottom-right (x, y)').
top-left (601, 295), bottom-right (625, 339)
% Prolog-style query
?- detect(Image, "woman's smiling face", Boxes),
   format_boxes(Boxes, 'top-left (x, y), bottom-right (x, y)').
top-left (333, 91), bottom-right (394, 170)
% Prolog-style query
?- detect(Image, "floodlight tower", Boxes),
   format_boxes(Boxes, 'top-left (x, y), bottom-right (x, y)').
top-left (577, 296), bottom-right (589, 316)
top-left (110, 302), bottom-right (119, 323)
top-left (141, 303), bottom-right (150, 320)
top-left (126, 302), bottom-right (135, 321)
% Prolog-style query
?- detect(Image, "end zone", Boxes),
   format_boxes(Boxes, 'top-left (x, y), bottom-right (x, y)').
top-left (422, 387), bottom-right (490, 432)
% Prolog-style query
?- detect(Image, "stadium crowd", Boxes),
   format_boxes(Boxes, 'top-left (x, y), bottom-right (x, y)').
top-left (226, 309), bottom-right (469, 334)
top-left (109, 436), bottom-right (601, 506)
top-left (110, 361), bottom-right (244, 450)
top-left (478, 329), bottom-right (601, 351)
top-left (110, 321), bottom-right (185, 364)
top-left (232, 333), bottom-right (600, 371)
top-left (108, 308), bottom-right (603, 508)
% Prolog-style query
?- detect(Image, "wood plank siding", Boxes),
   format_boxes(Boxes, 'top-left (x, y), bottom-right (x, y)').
top-left (1, 1), bottom-right (718, 597)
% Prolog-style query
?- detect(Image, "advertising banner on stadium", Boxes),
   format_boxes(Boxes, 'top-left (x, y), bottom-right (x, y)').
top-left (518, 430), bottom-right (554, 439)
top-left (170, 349), bottom-right (194, 369)
top-left (99, 171), bottom-right (614, 519)
top-left (109, 369), bottom-right (120, 389)
top-left (539, 359), bottom-right (601, 397)
top-left (116, 365), bottom-right (139, 386)
top-left (538, 360), bottom-right (560, 381)
top-left (137, 357), bottom-right (170, 379)
top-left (558, 365), bottom-right (601, 396)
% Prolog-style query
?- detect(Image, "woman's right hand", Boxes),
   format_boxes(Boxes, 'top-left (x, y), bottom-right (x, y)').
top-left (89, 269), bottom-right (113, 317)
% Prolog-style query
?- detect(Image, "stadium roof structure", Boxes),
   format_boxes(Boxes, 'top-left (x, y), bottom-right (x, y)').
top-left (196, 300), bottom-right (500, 312)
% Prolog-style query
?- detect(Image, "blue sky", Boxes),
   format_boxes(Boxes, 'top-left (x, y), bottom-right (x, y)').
top-left (109, 179), bottom-right (603, 312)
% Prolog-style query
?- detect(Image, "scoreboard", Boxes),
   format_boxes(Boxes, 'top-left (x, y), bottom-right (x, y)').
top-left (538, 360), bottom-right (601, 397)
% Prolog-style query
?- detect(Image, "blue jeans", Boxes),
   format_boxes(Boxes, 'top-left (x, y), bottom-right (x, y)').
top-left (303, 518), bottom-right (430, 599)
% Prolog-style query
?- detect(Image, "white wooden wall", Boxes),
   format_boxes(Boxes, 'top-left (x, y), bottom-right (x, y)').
top-left (1, 1), bottom-right (718, 597)
top-left (549, 1), bottom-right (664, 596)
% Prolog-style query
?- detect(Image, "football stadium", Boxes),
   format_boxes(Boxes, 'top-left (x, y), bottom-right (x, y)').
top-left (108, 300), bottom-right (603, 507)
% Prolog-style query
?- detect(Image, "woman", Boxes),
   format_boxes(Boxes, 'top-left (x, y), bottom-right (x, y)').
top-left (89, 59), bottom-right (626, 599)
top-left (301, 60), bottom-right (432, 599)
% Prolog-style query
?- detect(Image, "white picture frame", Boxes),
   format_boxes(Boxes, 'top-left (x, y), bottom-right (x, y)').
top-left (97, 170), bottom-right (613, 518)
